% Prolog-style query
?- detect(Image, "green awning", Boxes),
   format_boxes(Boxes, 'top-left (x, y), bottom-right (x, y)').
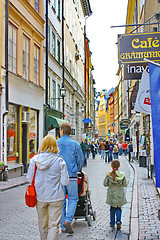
top-left (48, 115), bottom-right (68, 128)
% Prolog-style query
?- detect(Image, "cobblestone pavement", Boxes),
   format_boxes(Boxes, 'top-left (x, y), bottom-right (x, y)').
top-left (1, 155), bottom-right (160, 240)
top-left (0, 155), bottom-right (132, 240)
top-left (131, 161), bottom-right (160, 240)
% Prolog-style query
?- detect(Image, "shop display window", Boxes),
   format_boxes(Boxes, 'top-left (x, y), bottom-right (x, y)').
top-left (7, 105), bottom-right (18, 163)
top-left (29, 110), bottom-right (37, 159)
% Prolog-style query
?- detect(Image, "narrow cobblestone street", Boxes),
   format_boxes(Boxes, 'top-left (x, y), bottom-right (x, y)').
top-left (1, 154), bottom-right (160, 240)
top-left (0, 154), bottom-right (132, 240)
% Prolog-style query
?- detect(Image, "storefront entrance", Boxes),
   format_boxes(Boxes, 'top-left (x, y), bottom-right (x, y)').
top-left (22, 123), bottom-right (28, 173)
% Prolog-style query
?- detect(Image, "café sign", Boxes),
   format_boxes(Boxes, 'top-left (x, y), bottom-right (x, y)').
top-left (118, 32), bottom-right (160, 64)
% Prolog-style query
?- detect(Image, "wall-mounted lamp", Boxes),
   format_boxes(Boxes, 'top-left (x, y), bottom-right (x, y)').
top-left (60, 87), bottom-right (66, 98)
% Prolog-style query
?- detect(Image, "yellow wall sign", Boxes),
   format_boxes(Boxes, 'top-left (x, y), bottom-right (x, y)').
top-left (118, 32), bottom-right (160, 64)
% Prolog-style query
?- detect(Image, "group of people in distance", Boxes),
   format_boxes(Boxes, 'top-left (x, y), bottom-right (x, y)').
top-left (80, 138), bottom-right (134, 164)
top-left (98, 139), bottom-right (133, 163)
top-left (26, 123), bottom-right (129, 239)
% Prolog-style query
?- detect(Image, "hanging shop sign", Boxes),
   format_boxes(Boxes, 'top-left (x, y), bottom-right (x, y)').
top-left (119, 119), bottom-right (130, 129)
top-left (118, 32), bottom-right (160, 64)
top-left (124, 62), bottom-right (149, 80)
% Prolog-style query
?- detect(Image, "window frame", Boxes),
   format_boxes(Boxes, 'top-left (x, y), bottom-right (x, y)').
top-left (23, 34), bottom-right (30, 80)
top-left (34, 0), bottom-right (39, 13)
top-left (57, 39), bottom-right (60, 63)
top-left (34, 44), bottom-right (40, 85)
top-left (8, 23), bottom-right (17, 74)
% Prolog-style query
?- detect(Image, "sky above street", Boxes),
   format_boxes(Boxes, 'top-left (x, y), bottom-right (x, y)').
top-left (86, 0), bottom-right (128, 93)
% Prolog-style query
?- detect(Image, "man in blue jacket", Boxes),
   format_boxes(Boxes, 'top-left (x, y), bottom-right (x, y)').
top-left (57, 122), bottom-right (83, 234)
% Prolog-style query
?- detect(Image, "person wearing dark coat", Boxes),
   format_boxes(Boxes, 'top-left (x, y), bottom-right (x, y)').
top-left (105, 141), bottom-right (110, 163)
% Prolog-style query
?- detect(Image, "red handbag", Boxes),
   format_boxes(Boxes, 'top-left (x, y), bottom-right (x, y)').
top-left (25, 164), bottom-right (37, 207)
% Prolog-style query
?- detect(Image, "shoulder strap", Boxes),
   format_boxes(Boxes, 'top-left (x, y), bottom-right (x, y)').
top-left (31, 164), bottom-right (37, 186)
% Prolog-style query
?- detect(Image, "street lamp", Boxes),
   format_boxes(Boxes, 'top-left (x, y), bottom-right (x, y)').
top-left (51, 87), bottom-right (66, 118)
top-left (60, 87), bottom-right (66, 98)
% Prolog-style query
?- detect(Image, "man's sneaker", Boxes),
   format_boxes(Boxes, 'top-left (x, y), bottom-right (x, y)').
top-left (110, 224), bottom-right (115, 228)
top-left (117, 222), bottom-right (121, 230)
top-left (63, 221), bottom-right (74, 234)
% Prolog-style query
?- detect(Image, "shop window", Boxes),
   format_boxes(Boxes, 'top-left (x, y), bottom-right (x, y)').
top-left (29, 110), bottom-right (37, 159)
top-left (34, 44), bottom-right (40, 85)
top-left (8, 23), bottom-right (17, 74)
top-left (7, 105), bottom-right (18, 163)
top-left (23, 34), bottom-right (30, 80)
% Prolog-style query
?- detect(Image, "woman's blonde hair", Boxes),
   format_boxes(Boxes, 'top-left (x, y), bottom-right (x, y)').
top-left (39, 135), bottom-right (59, 153)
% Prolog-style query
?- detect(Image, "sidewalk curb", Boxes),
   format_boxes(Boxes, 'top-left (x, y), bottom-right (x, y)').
top-left (129, 162), bottom-right (138, 240)
top-left (0, 179), bottom-right (28, 192)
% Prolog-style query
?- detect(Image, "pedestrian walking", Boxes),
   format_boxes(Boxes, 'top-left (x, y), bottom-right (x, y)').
top-left (118, 141), bottom-right (122, 156)
top-left (113, 142), bottom-right (119, 159)
top-left (27, 135), bottom-right (69, 240)
top-left (80, 138), bottom-right (88, 167)
top-left (57, 122), bottom-right (83, 234)
top-left (90, 142), bottom-right (96, 159)
top-left (109, 140), bottom-right (114, 162)
top-left (100, 140), bottom-right (106, 159)
top-left (105, 141), bottom-right (110, 163)
top-left (103, 159), bottom-right (127, 230)
top-left (122, 141), bottom-right (128, 156)
top-left (128, 141), bottom-right (133, 162)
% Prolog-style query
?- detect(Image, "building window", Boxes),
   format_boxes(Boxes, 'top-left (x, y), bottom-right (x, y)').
top-left (52, 80), bottom-right (56, 109)
top-left (8, 23), bottom-right (17, 74)
top-left (58, 0), bottom-right (60, 19)
top-left (48, 25), bottom-right (50, 52)
top-left (48, 76), bottom-right (50, 104)
top-left (34, 0), bottom-right (39, 13)
top-left (52, 31), bottom-right (56, 57)
top-left (23, 34), bottom-right (30, 80)
top-left (58, 84), bottom-right (61, 111)
top-left (66, 46), bottom-right (69, 68)
top-left (34, 44), bottom-right (40, 85)
top-left (52, 0), bottom-right (56, 10)
top-left (57, 40), bottom-right (60, 63)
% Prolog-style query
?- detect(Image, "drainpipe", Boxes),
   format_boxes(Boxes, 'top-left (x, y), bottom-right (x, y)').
top-left (62, 0), bottom-right (64, 119)
top-left (45, 0), bottom-right (50, 136)
top-left (2, 0), bottom-right (9, 163)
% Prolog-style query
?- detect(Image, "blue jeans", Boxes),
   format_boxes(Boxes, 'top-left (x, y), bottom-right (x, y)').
top-left (109, 150), bottom-right (113, 162)
top-left (110, 206), bottom-right (122, 226)
top-left (83, 151), bottom-right (88, 166)
top-left (61, 180), bottom-right (78, 230)
top-left (105, 151), bottom-right (109, 162)
top-left (101, 150), bottom-right (105, 159)
top-left (119, 148), bottom-right (122, 156)
top-left (113, 153), bottom-right (118, 159)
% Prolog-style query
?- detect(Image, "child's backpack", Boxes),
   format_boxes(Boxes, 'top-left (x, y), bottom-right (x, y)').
top-left (113, 145), bottom-right (118, 152)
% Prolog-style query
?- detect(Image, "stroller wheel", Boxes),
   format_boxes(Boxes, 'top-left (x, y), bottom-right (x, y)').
top-left (92, 211), bottom-right (96, 221)
top-left (86, 215), bottom-right (92, 226)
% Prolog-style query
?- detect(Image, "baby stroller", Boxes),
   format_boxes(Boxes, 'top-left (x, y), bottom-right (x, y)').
top-left (74, 171), bottom-right (96, 226)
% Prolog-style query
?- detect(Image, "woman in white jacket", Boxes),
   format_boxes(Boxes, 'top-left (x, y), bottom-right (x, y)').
top-left (27, 135), bottom-right (69, 240)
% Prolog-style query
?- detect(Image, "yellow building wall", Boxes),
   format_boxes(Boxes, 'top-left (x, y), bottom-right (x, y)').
top-left (114, 87), bottom-right (119, 135)
top-left (8, 1), bottom-right (45, 87)
top-left (98, 92), bottom-right (107, 140)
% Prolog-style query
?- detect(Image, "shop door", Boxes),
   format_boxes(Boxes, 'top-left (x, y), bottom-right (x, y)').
top-left (22, 123), bottom-right (28, 173)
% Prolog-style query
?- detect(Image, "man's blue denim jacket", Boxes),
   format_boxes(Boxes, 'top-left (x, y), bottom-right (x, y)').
top-left (57, 135), bottom-right (83, 178)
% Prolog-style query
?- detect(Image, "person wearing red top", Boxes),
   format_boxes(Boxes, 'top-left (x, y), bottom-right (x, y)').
top-left (122, 142), bottom-right (128, 156)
